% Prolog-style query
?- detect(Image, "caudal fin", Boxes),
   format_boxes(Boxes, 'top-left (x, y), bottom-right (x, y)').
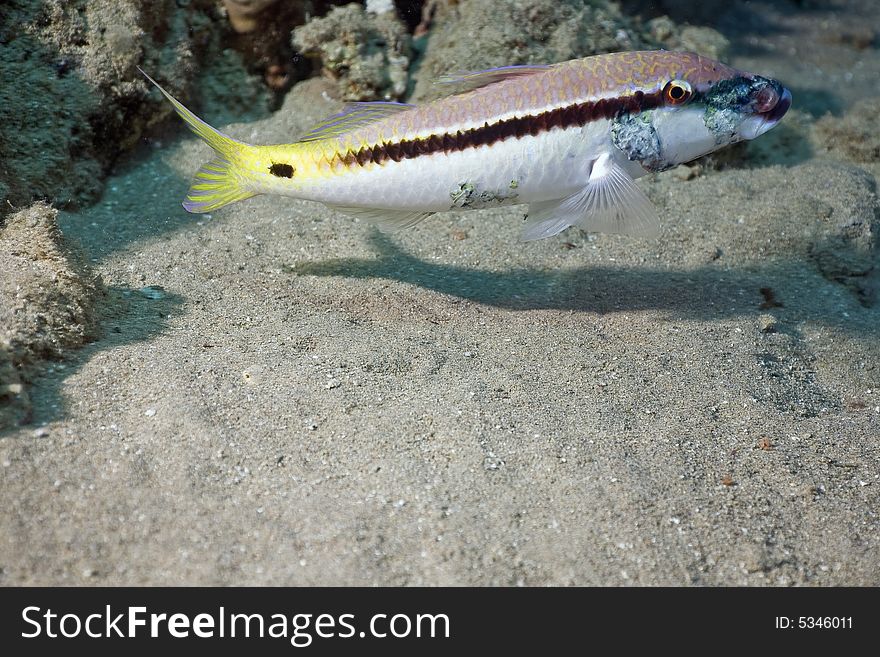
top-left (138, 67), bottom-right (257, 213)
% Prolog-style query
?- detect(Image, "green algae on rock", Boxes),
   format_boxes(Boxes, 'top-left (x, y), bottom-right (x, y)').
top-left (0, 0), bottom-right (268, 213)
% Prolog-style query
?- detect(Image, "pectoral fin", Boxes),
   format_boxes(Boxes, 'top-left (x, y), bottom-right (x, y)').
top-left (522, 154), bottom-right (660, 241)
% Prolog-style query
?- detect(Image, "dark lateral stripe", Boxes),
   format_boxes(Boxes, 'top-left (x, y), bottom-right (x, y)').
top-left (339, 89), bottom-right (662, 168)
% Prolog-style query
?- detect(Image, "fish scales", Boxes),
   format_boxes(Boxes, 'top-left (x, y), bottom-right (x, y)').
top-left (140, 50), bottom-right (790, 240)
top-left (337, 52), bottom-right (738, 159)
top-left (294, 53), bottom-right (738, 212)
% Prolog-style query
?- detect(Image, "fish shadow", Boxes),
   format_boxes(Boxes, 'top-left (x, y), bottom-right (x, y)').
top-left (1, 286), bottom-right (185, 436)
top-left (293, 232), bottom-right (878, 334)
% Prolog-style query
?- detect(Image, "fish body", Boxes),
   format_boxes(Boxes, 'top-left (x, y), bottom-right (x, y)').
top-left (141, 50), bottom-right (790, 240)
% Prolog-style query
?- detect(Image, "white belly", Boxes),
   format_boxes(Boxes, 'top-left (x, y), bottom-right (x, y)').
top-left (299, 122), bottom-right (642, 213)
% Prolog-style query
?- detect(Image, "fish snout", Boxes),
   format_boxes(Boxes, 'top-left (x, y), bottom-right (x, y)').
top-left (732, 82), bottom-right (792, 141)
top-left (761, 86), bottom-right (791, 123)
top-left (752, 79), bottom-right (791, 124)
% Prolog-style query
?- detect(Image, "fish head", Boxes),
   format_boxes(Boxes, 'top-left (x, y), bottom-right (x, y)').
top-left (701, 74), bottom-right (792, 142)
top-left (613, 52), bottom-right (792, 171)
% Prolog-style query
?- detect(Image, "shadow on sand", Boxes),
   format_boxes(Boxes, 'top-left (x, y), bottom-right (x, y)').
top-left (292, 232), bottom-right (878, 331)
top-left (1, 286), bottom-right (184, 437)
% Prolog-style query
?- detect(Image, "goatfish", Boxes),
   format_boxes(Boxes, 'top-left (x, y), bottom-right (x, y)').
top-left (139, 50), bottom-right (790, 240)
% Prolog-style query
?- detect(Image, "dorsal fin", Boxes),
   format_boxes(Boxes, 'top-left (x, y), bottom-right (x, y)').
top-left (433, 63), bottom-right (552, 95)
top-left (297, 101), bottom-right (415, 142)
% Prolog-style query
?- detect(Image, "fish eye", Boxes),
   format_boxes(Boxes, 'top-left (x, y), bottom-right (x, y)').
top-left (664, 80), bottom-right (693, 105)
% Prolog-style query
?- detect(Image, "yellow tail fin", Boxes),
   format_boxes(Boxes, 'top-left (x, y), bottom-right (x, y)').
top-left (139, 67), bottom-right (257, 213)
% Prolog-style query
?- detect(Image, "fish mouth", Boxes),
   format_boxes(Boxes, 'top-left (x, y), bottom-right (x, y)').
top-left (737, 87), bottom-right (792, 140)
top-left (760, 87), bottom-right (792, 124)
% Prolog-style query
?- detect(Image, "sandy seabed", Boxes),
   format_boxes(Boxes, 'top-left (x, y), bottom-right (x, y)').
top-left (1, 0), bottom-right (879, 585)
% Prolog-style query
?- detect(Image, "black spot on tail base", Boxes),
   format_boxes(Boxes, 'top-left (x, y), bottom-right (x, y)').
top-left (269, 162), bottom-right (294, 178)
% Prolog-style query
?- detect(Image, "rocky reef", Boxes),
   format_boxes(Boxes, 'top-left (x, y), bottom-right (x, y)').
top-left (293, 2), bottom-right (411, 100)
top-left (0, 202), bottom-right (103, 429)
top-left (0, 0), bottom-right (268, 212)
